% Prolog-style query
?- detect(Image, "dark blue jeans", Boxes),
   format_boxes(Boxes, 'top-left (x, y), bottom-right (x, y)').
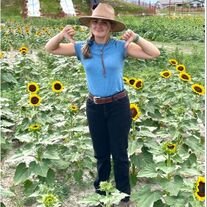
top-left (86, 94), bottom-right (132, 199)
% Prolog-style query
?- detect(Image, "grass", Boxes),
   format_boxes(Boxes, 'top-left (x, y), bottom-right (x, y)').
top-left (1, 0), bottom-right (148, 18)
top-left (39, 0), bottom-right (61, 14)
top-left (1, 0), bottom-right (22, 17)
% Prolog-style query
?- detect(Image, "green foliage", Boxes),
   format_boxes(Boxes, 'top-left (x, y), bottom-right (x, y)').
top-left (0, 97), bottom-right (15, 157)
top-left (0, 15), bottom-right (205, 207)
top-left (39, 0), bottom-right (61, 14)
top-left (79, 181), bottom-right (128, 206)
top-left (1, 15), bottom-right (204, 52)
top-left (1, 0), bottom-right (147, 18)
top-left (103, 0), bottom-right (146, 14)
top-left (1, 0), bottom-right (22, 17)
top-left (125, 46), bottom-right (205, 206)
top-left (122, 15), bottom-right (205, 42)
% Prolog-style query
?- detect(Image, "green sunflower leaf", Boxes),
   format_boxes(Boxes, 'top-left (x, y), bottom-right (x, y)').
top-left (137, 164), bottom-right (158, 178)
top-left (160, 175), bottom-right (184, 196)
top-left (132, 185), bottom-right (162, 207)
top-left (14, 163), bottom-right (31, 185)
top-left (29, 161), bottom-right (49, 177)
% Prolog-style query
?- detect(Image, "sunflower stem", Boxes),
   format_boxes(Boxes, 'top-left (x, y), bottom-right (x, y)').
top-left (167, 154), bottom-right (171, 167)
top-left (131, 121), bottom-right (136, 140)
top-left (69, 114), bottom-right (74, 138)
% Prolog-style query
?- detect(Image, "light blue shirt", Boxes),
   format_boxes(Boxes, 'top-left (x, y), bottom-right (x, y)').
top-left (74, 38), bottom-right (126, 97)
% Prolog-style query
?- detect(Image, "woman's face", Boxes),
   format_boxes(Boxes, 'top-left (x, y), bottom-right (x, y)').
top-left (90, 18), bottom-right (111, 38)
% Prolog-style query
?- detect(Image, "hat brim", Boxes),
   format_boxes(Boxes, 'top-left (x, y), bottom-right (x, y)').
top-left (79, 16), bottom-right (125, 32)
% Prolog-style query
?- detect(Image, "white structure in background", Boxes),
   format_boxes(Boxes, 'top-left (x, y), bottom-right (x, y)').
top-left (60, 0), bottom-right (76, 16)
top-left (27, 0), bottom-right (41, 16)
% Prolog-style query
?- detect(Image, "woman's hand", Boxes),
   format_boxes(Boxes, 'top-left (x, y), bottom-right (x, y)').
top-left (45, 25), bottom-right (76, 56)
top-left (121, 29), bottom-right (137, 48)
top-left (61, 25), bottom-right (76, 43)
top-left (121, 29), bottom-right (160, 59)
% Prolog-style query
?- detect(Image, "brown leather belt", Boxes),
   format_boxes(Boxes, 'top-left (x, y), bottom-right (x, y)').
top-left (89, 90), bottom-right (127, 104)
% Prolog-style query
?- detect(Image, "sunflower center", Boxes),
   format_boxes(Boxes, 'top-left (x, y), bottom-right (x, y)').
top-left (131, 108), bottom-right (138, 118)
top-left (54, 83), bottom-right (61, 90)
top-left (182, 74), bottom-right (189, 79)
top-left (129, 80), bottom-right (135, 85)
top-left (163, 72), bottom-right (169, 76)
top-left (29, 85), bottom-right (37, 92)
top-left (31, 97), bottom-right (39, 104)
top-left (194, 86), bottom-right (202, 93)
top-left (136, 81), bottom-right (142, 88)
top-left (178, 66), bottom-right (184, 71)
top-left (198, 181), bottom-right (205, 197)
top-left (47, 198), bottom-right (53, 202)
top-left (167, 144), bottom-right (175, 149)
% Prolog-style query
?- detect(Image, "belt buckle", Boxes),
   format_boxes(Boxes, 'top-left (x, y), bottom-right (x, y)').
top-left (93, 96), bottom-right (100, 104)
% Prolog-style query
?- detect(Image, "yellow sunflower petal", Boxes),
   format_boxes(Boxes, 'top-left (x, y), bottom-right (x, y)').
top-left (169, 59), bottom-right (178, 66)
top-left (52, 81), bottom-right (64, 93)
top-left (128, 78), bottom-right (136, 86)
top-left (194, 176), bottom-right (205, 202)
top-left (130, 103), bottom-right (141, 121)
top-left (160, 70), bottom-right (172, 78)
top-left (123, 76), bottom-right (129, 84)
top-left (179, 72), bottom-right (191, 82)
top-left (133, 79), bottom-right (144, 90)
top-left (29, 94), bottom-right (41, 106)
top-left (176, 64), bottom-right (186, 72)
top-left (27, 82), bottom-right (40, 93)
top-left (191, 84), bottom-right (205, 95)
top-left (69, 104), bottom-right (78, 112)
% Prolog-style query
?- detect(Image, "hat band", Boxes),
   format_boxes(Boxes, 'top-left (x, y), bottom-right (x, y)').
top-left (90, 15), bottom-right (114, 20)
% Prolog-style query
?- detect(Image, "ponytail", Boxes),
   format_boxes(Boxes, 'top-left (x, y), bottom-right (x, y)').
top-left (81, 34), bottom-right (94, 58)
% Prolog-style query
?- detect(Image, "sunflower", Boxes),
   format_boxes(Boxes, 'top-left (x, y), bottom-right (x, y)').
top-left (28, 123), bottom-right (41, 131)
top-left (0, 51), bottom-right (4, 59)
top-left (27, 82), bottom-right (40, 93)
top-left (128, 78), bottom-right (136, 86)
top-left (25, 26), bottom-right (30, 34)
top-left (179, 72), bottom-right (191, 82)
top-left (191, 84), bottom-right (205, 95)
top-left (130, 103), bottom-right (141, 121)
top-left (169, 59), bottom-right (178, 66)
top-left (162, 142), bottom-right (177, 155)
top-left (160, 70), bottom-right (172, 78)
top-left (29, 94), bottom-right (41, 106)
top-left (19, 46), bottom-right (29, 55)
top-left (52, 81), bottom-right (64, 93)
top-left (69, 104), bottom-right (78, 112)
top-left (17, 27), bottom-right (22, 34)
top-left (194, 176), bottom-right (205, 202)
top-left (133, 79), bottom-right (144, 90)
top-left (123, 76), bottom-right (129, 84)
top-left (176, 64), bottom-right (186, 72)
top-left (35, 31), bottom-right (41, 36)
top-left (42, 193), bottom-right (59, 207)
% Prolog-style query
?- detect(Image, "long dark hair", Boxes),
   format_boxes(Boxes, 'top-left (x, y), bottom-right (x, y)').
top-left (81, 34), bottom-right (95, 58)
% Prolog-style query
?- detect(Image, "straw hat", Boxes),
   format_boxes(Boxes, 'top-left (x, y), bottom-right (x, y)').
top-left (79, 3), bottom-right (125, 32)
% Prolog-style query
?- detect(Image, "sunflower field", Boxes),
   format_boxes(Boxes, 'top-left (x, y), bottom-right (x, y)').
top-left (0, 15), bottom-right (205, 207)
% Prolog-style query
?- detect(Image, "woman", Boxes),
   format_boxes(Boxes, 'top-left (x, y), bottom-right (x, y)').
top-left (45, 3), bottom-right (160, 207)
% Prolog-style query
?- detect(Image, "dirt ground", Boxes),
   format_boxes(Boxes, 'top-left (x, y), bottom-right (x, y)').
top-left (153, 40), bottom-right (205, 54)
top-left (0, 150), bottom-right (95, 207)
top-left (1, 41), bottom-right (205, 207)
